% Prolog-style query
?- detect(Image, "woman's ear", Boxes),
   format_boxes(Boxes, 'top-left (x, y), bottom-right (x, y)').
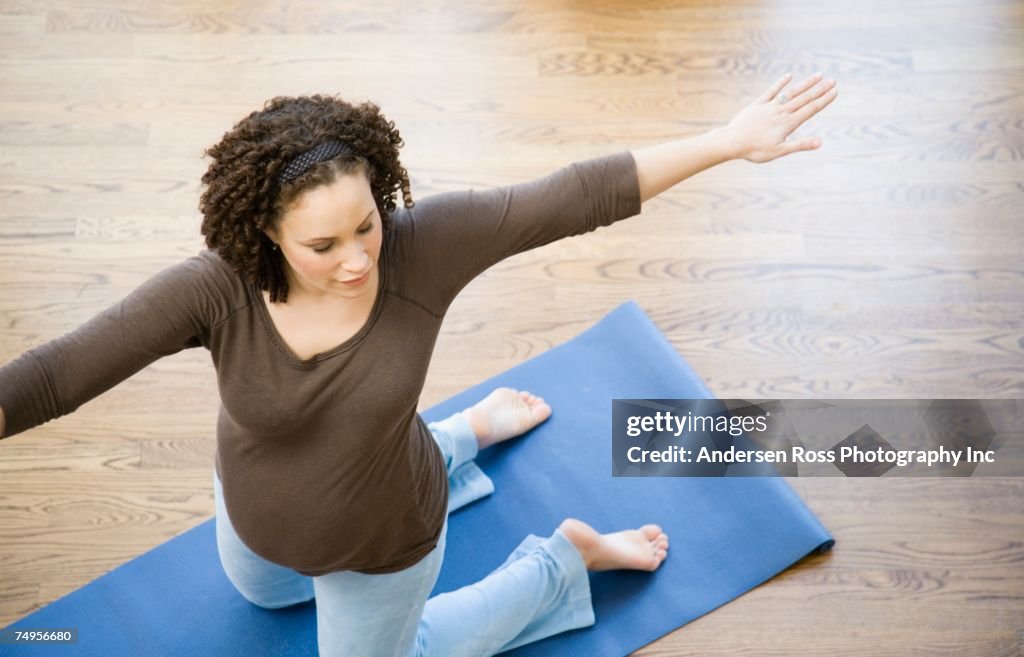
top-left (262, 227), bottom-right (279, 246)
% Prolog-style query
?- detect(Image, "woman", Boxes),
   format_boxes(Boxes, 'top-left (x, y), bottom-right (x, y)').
top-left (0, 71), bottom-right (836, 656)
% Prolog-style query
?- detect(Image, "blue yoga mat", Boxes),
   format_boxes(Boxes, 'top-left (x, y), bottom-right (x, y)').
top-left (1, 301), bottom-right (834, 656)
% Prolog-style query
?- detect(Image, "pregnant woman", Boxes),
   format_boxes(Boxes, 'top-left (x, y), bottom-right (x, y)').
top-left (0, 72), bottom-right (836, 656)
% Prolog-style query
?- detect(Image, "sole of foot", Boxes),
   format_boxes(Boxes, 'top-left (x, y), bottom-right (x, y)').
top-left (558, 517), bottom-right (669, 572)
top-left (465, 387), bottom-right (552, 450)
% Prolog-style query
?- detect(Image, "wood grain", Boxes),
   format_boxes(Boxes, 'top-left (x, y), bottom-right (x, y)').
top-left (0, 0), bottom-right (1022, 654)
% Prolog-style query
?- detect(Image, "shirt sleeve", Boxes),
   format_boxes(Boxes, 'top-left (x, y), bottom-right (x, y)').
top-left (0, 252), bottom-right (224, 439)
top-left (390, 150), bottom-right (642, 313)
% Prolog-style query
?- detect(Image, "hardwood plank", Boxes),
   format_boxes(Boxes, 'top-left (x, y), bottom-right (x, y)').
top-left (0, 1), bottom-right (1021, 654)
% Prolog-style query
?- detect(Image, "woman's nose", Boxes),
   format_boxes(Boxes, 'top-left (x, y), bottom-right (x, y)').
top-left (339, 246), bottom-right (369, 273)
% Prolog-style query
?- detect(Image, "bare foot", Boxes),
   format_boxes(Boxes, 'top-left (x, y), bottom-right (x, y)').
top-left (463, 387), bottom-right (552, 450)
top-left (558, 518), bottom-right (669, 572)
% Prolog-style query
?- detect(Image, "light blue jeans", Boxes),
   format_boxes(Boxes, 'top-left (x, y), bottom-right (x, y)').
top-left (213, 411), bottom-right (595, 657)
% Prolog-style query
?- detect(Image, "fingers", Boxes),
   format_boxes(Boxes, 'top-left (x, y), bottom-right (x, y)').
top-left (793, 80), bottom-right (838, 125)
top-left (779, 72), bottom-right (826, 107)
top-left (762, 71), bottom-right (824, 105)
top-left (779, 137), bottom-right (822, 160)
top-left (788, 77), bottom-right (836, 112)
top-left (758, 72), bottom-right (792, 103)
top-left (755, 136), bottom-right (821, 163)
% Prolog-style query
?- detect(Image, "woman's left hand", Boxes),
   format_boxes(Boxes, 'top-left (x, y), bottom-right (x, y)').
top-left (717, 72), bottom-right (838, 163)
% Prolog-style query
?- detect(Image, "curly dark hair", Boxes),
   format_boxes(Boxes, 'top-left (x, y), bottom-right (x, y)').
top-left (199, 94), bottom-right (414, 303)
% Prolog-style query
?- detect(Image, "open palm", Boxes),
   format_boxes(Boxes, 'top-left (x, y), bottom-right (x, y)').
top-left (721, 72), bottom-right (838, 163)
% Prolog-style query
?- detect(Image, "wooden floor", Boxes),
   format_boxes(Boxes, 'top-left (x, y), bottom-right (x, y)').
top-left (1, 0), bottom-right (1022, 654)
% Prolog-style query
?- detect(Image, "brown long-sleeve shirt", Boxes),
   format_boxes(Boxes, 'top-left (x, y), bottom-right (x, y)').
top-left (0, 151), bottom-right (642, 575)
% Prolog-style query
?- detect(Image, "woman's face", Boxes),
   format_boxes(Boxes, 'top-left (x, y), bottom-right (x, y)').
top-left (265, 171), bottom-right (383, 302)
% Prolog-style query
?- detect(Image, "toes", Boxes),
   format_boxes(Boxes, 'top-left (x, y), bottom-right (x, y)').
top-left (652, 539), bottom-right (668, 565)
top-left (646, 549), bottom-right (666, 571)
top-left (520, 390), bottom-right (545, 407)
top-left (640, 524), bottom-right (662, 540)
top-left (521, 390), bottom-right (551, 423)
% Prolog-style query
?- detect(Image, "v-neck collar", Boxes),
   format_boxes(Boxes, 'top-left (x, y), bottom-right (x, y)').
top-left (250, 238), bottom-right (388, 368)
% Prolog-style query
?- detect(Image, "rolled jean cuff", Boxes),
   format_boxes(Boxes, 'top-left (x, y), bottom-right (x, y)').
top-left (492, 528), bottom-right (596, 654)
top-left (428, 411), bottom-right (495, 514)
top-left (543, 529), bottom-right (595, 628)
top-left (495, 529), bottom-right (593, 614)
top-left (428, 411), bottom-right (479, 472)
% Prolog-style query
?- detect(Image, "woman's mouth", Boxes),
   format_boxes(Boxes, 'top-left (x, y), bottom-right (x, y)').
top-left (337, 270), bottom-right (370, 286)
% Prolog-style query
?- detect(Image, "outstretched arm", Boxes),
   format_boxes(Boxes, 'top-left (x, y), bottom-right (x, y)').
top-left (0, 253), bottom-right (222, 439)
top-left (632, 72), bottom-right (838, 204)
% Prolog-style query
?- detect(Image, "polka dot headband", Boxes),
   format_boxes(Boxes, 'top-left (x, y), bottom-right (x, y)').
top-left (275, 140), bottom-right (356, 186)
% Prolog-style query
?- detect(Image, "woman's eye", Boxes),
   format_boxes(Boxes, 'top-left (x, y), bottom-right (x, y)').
top-left (311, 222), bottom-right (372, 254)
